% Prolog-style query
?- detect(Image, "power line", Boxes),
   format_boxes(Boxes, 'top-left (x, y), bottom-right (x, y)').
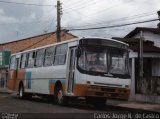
top-left (43, 18), bottom-right (55, 33)
top-left (63, 0), bottom-right (134, 26)
top-left (64, 0), bottom-right (99, 11)
top-left (25, 18), bottom-right (56, 38)
top-left (0, 0), bottom-right (54, 7)
top-left (63, 0), bottom-right (84, 6)
top-left (65, 12), bottom-right (156, 28)
top-left (19, 33), bottom-right (54, 52)
top-left (63, 0), bottom-right (87, 9)
top-left (0, 19), bottom-right (53, 26)
top-left (66, 18), bottom-right (159, 31)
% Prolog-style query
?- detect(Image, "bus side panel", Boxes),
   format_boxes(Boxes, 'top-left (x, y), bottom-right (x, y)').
top-left (30, 66), bottom-right (66, 95)
top-left (70, 69), bottom-right (89, 96)
top-left (7, 69), bottom-right (25, 92)
top-left (15, 69), bottom-right (25, 91)
top-left (7, 70), bottom-right (17, 91)
top-left (49, 81), bottom-right (55, 94)
top-left (17, 69), bottom-right (25, 81)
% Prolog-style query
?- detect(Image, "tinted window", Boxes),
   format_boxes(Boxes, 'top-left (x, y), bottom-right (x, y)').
top-left (20, 53), bottom-right (27, 68)
top-left (54, 44), bottom-right (68, 65)
top-left (44, 46), bottom-right (55, 66)
top-left (35, 49), bottom-right (45, 67)
top-left (27, 51), bottom-right (36, 68)
top-left (108, 49), bottom-right (128, 75)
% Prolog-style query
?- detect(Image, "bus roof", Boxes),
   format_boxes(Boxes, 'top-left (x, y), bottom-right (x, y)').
top-left (11, 37), bottom-right (128, 56)
top-left (80, 37), bottom-right (129, 46)
top-left (11, 38), bottom-right (79, 56)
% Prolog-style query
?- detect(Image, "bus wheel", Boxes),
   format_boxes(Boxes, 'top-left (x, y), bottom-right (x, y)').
top-left (86, 97), bottom-right (106, 108)
top-left (18, 84), bottom-right (25, 99)
top-left (54, 86), bottom-right (68, 105)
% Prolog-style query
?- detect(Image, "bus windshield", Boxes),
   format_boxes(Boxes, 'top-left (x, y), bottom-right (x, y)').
top-left (77, 46), bottom-right (129, 77)
top-left (108, 48), bottom-right (129, 75)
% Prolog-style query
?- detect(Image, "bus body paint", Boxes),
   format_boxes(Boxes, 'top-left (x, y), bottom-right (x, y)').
top-left (7, 70), bottom-right (17, 90)
top-left (25, 72), bottom-right (32, 89)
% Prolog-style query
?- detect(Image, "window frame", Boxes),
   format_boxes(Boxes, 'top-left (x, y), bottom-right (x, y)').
top-left (27, 51), bottom-right (36, 68)
top-left (20, 53), bottom-right (28, 69)
top-left (54, 43), bottom-right (68, 65)
top-left (35, 48), bottom-right (45, 67)
top-left (44, 46), bottom-right (55, 67)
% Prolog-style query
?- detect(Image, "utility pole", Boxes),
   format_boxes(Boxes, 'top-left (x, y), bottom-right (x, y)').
top-left (56, 0), bottom-right (62, 42)
top-left (139, 31), bottom-right (144, 86)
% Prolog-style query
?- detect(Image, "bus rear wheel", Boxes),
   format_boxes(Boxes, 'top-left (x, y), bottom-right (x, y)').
top-left (18, 83), bottom-right (32, 99)
top-left (18, 84), bottom-right (25, 99)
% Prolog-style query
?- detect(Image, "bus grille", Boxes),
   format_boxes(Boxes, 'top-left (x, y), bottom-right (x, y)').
top-left (101, 88), bottom-right (115, 92)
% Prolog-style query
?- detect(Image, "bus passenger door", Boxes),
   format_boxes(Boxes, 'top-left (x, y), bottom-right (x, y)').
top-left (15, 58), bottom-right (20, 80)
top-left (67, 47), bottom-right (76, 94)
top-left (9, 56), bottom-right (20, 91)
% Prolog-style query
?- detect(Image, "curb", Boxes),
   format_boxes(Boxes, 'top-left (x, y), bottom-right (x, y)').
top-left (0, 89), bottom-right (14, 94)
top-left (107, 104), bottom-right (160, 113)
top-left (0, 91), bottom-right (12, 94)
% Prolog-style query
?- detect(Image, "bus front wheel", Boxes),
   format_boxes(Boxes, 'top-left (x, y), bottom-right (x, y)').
top-left (54, 85), bottom-right (68, 105)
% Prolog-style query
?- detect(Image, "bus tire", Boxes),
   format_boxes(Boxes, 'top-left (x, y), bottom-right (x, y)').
top-left (54, 85), bottom-right (68, 105)
top-left (18, 83), bottom-right (25, 99)
top-left (86, 97), bottom-right (106, 108)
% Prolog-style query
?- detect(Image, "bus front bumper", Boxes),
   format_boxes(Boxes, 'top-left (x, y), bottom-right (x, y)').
top-left (87, 85), bottom-right (130, 100)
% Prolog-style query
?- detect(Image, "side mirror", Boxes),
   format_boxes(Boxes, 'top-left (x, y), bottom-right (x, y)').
top-left (76, 49), bottom-right (81, 57)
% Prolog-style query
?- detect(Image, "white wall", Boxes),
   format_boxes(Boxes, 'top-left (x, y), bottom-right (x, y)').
top-left (134, 31), bottom-right (160, 48)
top-left (152, 58), bottom-right (160, 76)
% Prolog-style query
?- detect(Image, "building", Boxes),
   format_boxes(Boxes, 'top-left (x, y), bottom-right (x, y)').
top-left (0, 31), bottom-right (77, 88)
top-left (0, 50), bottom-right (11, 88)
top-left (0, 31), bottom-right (77, 54)
top-left (113, 27), bottom-right (160, 104)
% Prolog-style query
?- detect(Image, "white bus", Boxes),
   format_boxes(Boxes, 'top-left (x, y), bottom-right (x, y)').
top-left (7, 37), bottom-right (131, 106)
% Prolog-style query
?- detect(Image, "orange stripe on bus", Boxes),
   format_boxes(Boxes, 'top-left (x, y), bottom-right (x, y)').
top-left (73, 84), bottom-right (88, 96)
top-left (17, 69), bottom-right (25, 81)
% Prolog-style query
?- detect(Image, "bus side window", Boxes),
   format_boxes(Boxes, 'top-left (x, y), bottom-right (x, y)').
top-left (27, 51), bottom-right (35, 68)
top-left (20, 53), bottom-right (27, 69)
top-left (35, 49), bottom-right (45, 67)
top-left (10, 56), bottom-right (16, 70)
top-left (54, 44), bottom-right (68, 65)
top-left (44, 46), bottom-right (55, 66)
top-left (25, 53), bottom-right (29, 68)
